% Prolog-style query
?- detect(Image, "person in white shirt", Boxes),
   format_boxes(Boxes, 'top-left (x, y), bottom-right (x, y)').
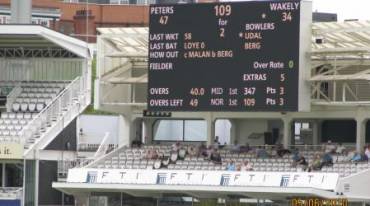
top-left (325, 140), bottom-right (336, 154)
top-left (365, 145), bottom-right (370, 159)
top-left (336, 143), bottom-right (346, 154)
top-left (240, 161), bottom-right (253, 171)
top-left (171, 141), bottom-right (180, 152)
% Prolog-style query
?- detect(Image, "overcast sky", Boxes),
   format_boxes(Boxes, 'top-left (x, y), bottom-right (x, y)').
top-left (219, 0), bottom-right (370, 21)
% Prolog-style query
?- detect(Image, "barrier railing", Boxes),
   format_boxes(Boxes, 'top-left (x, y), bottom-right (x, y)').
top-left (5, 85), bottom-right (21, 112)
top-left (0, 187), bottom-right (23, 199)
top-left (94, 132), bottom-right (111, 158)
top-left (20, 76), bottom-right (84, 149)
top-left (58, 159), bottom-right (94, 180)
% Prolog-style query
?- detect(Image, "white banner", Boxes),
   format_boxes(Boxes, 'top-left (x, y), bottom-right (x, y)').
top-left (67, 169), bottom-right (339, 190)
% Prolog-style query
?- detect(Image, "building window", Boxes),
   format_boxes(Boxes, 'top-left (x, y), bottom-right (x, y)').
top-left (154, 119), bottom-right (207, 142)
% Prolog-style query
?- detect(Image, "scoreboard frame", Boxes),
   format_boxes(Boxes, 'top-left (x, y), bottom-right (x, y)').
top-left (147, 0), bottom-right (312, 112)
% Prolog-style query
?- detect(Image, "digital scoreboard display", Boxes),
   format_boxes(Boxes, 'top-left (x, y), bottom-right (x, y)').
top-left (148, 1), bottom-right (301, 111)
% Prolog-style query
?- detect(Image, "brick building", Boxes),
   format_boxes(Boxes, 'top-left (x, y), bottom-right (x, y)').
top-left (0, 0), bottom-right (218, 42)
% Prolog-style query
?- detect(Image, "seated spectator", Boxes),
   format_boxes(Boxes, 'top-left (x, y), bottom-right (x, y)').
top-left (236, 164), bottom-right (241, 171)
top-left (324, 140), bottom-right (336, 154)
top-left (321, 153), bottom-right (333, 167)
top-left (351, 152), bottom-right (362, 162)
top-left (336, 143), bottom-right (346, 155)
top-left (187, 145), bottom-right (198, 157)
top-left (171, 141), bottom-right (181, 152)
top-left (269, 146), bottom-right (277, 157)
top-left (204, 146), bottom-right (214, 159)
top-left (226, 160), bottom-right (236, 171)
top-left (256, 146), bottom-right (269, 158)
top-left (161, 157), bottom-right (170, 168)
top-left (231, 141), bottom-right (241, 154)
top-left (146, 149), bottom-right (157, 160)
top-left (170, 151), bottom-right (178, 163)
top-left (365, 145), bottom-right (370, 159)
top-left (199, 143), bottom-right (208, 157)
top-left (309, 154), bottom-right (321, 171)
top-left (210, 149), bottom-right (222, 164)
top-left (296, 154), bottom-right (308, 170)
top-left (131, 137), bottom-right (143, 148)
top-left (153, 160), bottom-right (162, 169)
top-left (361, 151), bottom-right (369, 162)
top-left (345, 150), bottom-right (356, 162)
top-left (213, 136), bottom-right (220, 149)
top-left (219, 142), bottom-right (227, 149)
top-left (178, 147), bottom-right (187, 160)
top-left (240, 161), bottom-right (253, 171)
top-left (240, 143), bottom-right (251, 153)
top-left (276, 144), bottom-right (291, 157)
top-left (291, 148), bottom-right (300, 163)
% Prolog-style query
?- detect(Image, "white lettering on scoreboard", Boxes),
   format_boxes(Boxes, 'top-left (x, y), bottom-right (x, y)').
top-left (67, 169), bottom-right (339, 191)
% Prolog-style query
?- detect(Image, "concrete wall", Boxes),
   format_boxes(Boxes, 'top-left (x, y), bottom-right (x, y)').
top-left (234, 119), bottom-right (268, 145)
top-left (78, 115), bottom-right (119, 144)
top-left (39, 161), bottom-right (74, 206)
top-left (46, 118), bottom-right (77, 151)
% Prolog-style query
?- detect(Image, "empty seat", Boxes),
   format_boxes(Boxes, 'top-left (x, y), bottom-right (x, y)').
top-left (12, 103), bottom-right (20, 112)
top-left (24, 113), bottom-right (32, 119)
top-left (36, 103), bottom-right (44, 112)
top-left (1, 113), bottom-right (8, 119)
top-left (16, 113), bottom-right (23, 119)
top-left (28, 103), bottom-right (36, 112)
top-left (20, 103), bottom-right (28, 112)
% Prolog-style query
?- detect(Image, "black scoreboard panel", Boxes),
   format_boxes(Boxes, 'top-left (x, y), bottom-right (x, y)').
top-left (148, 1), bottom-right (301, 111)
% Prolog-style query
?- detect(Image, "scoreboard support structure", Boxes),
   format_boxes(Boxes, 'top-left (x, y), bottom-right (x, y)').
top-left (298, 0), bottom-right (312, 112)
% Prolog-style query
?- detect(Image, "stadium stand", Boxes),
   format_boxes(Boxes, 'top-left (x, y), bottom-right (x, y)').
top-left (0, 25), bottom-right (91, 206)
top-left (0, 81), bottom-right (67, 141)
top-left (48, 1), bottom-right (370, 205)
top-left (86, 143), bottom-right (369, 178)
top-left (52, 19), bottom-right (370, 206)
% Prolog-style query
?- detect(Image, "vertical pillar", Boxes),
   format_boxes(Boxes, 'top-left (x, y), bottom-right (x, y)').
top-left (74, 193), bottom-right (90, 206)
top-left (229, 119), bottom-right (237, 145)
top-left (143, 119), bottom-right (154, 144)
top-left (118, 115), bottom-right (133, 147)
top-left (2, 163), bottom-right (5, 187)
top-left (282, 117), bottom-right (292, 148)
top-left (206, 113), bottom-right (215, 146)
top-left (356, 118), bottom-right (366, 152)
top-left (312, 121), bottom-right (319, 145)
top-left (35, 158), bottom-right (39, 206)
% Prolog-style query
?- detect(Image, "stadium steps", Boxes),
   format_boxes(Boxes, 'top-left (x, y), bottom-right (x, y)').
top-left (20, 77), bottom-right (89, 158)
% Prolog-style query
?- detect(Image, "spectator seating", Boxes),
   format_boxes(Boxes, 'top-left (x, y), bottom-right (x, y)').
top-left (88, 144), bottom-right (370, 178)
top-left (0, 81), bottom-right (68, 142)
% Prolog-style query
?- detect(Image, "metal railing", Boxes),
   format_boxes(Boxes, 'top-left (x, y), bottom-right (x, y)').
top-left (0, 187), bottom-right (23, 199)
top-left (94, 132), bottom-right (111, 158)
top-left (5, 85), bottom-right (21, 112)
top-left (19, 76), bottom-right (84, 149)
top-left (77, 143), bottom-right (118, 152)
top-left (57, 159), bottom-right (94, 180)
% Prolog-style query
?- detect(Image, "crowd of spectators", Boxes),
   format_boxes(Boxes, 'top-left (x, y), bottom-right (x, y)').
top-left (134, 137), bottom-right (370, 171)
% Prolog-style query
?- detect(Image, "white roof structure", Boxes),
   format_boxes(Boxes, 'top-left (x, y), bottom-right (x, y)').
top-left (0, 25), bottom-right (91, 59)
top-left (311, 20), bottom-right (370, 62)
top-left (97, 27), bottom-right (148, 58)
top-left (97, 21), bottom-right (370, 59)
